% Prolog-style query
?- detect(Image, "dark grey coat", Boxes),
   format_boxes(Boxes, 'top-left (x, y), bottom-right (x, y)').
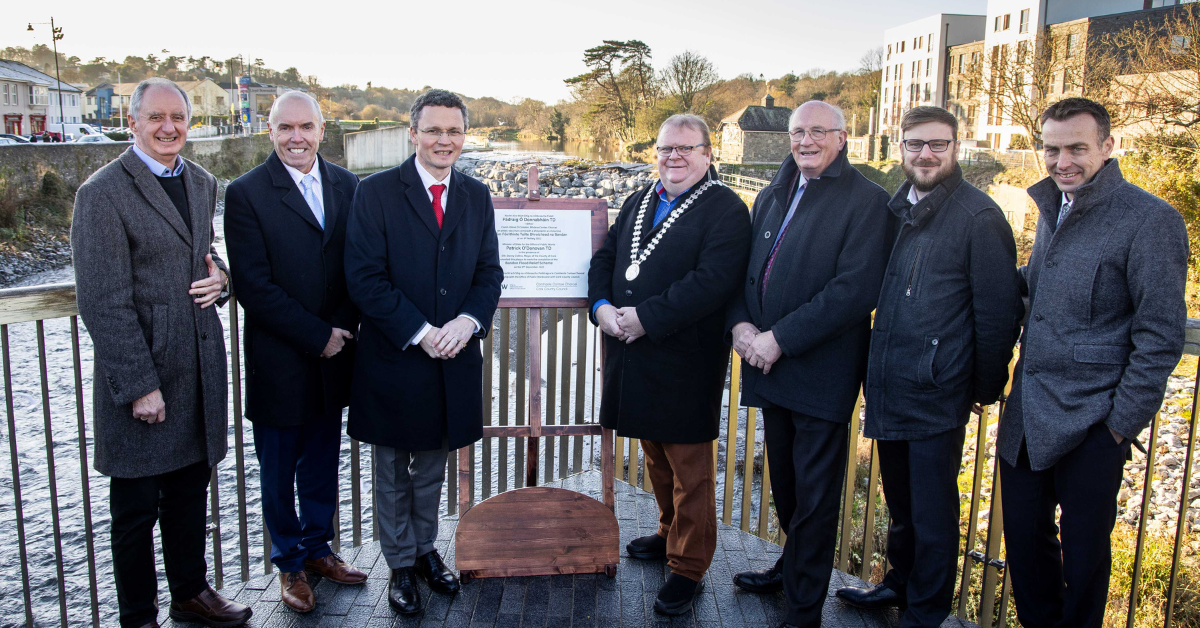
top-left (72, 148), bottom-right (230, 479)
top-left (864, 167), bottom-right (1023, 440)
top-left (998, 159), bottom-right (1188, 471)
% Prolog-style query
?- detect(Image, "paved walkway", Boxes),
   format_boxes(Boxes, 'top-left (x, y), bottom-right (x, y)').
top-left (162, 471), bottom-right (977, 627)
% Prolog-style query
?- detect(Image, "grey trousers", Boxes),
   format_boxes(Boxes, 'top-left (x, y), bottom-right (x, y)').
top-left (375, 443), bottom-right (449, 569)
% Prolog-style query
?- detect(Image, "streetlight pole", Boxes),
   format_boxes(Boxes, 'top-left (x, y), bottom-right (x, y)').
top-left (27, 18), bottom-right (67, 140)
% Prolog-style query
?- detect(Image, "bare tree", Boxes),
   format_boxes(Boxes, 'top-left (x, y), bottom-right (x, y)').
top-left (662, 51), bottom-right (719, 112)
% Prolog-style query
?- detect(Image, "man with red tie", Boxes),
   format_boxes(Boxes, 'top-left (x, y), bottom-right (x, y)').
top-left (344, 88), bottom-right (503, 616)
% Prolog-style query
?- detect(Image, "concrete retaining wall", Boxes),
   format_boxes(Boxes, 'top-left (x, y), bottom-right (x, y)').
top-left (345, 126), bottom-right (413, 174)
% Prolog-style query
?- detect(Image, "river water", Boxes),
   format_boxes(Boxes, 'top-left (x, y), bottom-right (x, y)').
top-left (470, 139), bottom-right (622, 162)
top-left (0, 209), bottom-right (765, 627)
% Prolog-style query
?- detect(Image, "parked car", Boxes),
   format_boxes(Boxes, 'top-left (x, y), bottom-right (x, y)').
top-left (0, 133), bottom-right (30, 143)
top-left (75, 134), bottom-right (116, 143)
top-left (0, 137), bottom-right (19, 146)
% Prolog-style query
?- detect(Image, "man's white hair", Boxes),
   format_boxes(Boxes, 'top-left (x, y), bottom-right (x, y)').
top-left (268, 90), bottom-right (324, 127)
top-left (789, 100), bottom-right (846, 130)
top-left (130, 78), bottom-right (191, 120)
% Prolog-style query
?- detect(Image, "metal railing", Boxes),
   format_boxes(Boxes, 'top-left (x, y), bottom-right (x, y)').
top-left (2, 283), bottom-right (1199, 627)
top-left (719, 173), bottom-right (771, 193)
top-left (959, 147), bottom-right (1040, 169)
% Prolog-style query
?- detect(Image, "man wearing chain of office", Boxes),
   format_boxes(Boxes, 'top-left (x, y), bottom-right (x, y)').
top-left (588, 114), bottom-right (751, 615)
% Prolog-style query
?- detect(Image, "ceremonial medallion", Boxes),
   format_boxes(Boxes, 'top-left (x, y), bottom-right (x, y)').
top-left (625, 263), bottom-right (640, 281)
top-left (624, 179), bottom-right (726, 282)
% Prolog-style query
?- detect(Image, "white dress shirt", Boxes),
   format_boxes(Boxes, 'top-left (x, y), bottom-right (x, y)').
top-left (408, 158), bottom-right (482, 349)
top-left (282, 157), bottom-right (325, 226)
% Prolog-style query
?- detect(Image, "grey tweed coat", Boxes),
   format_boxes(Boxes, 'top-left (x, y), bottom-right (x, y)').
top-left (71, 147), bottom-right (230, 478)
top-left (998, 159), bottom-right (1188, 471)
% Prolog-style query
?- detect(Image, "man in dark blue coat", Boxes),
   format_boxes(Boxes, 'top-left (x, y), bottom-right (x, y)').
top-left (224, 91), bottom-right (367, 614)
top-left (344, 89), bottom-right (503, 615)
top-left (726, 100), bottom-right (892, 628)
top-left (835, 106), bottom-right (1022, 627)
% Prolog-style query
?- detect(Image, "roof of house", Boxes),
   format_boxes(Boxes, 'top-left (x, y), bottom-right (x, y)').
top-left (720, 104), bottom-right (792, 132)
top-left (0, 60), bottom-right (82, 92)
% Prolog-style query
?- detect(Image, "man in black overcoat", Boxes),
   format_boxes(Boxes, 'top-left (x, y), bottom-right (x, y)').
top-left (344, 89), bottom-right (503, 615)
top-left (224, 91), bottom-right (367, 614)
top-left (589, 114), bottom-right (751, 615)
top-left (726, 100), bottom-right (892, 628)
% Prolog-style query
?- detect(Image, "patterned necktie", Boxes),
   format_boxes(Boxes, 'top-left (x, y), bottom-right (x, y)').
top-left (762, 181), bottom-right (807, 292)
top-left (1057, 200), bottom-right (1073, 228)
top-left (430, 183), bottom-right (446, 229)
top-left (301, 174), bottom-right (324, 229)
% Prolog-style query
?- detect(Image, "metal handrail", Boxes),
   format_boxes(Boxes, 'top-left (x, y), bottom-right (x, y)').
top-left (719, 173), bottom-right (771, 192)
top-left (2, 283), bottom-right (1199, 626)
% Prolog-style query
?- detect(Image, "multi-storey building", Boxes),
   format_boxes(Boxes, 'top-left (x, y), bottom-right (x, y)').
top-left (0, 60), bottom-right (82, 137)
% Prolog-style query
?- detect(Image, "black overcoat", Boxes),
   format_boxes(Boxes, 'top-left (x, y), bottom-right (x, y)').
top-left (223, 152), bottom-right (360, 428)
top-left (588, 174), bottom-right (752, 443)
top-left (725, 148), bottom-right (892, 423)
top-left (344, 155), bottom-right (503, 451)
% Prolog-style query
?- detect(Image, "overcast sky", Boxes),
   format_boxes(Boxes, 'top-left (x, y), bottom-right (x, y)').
top-left (7, 0), bottom-right (986, 103)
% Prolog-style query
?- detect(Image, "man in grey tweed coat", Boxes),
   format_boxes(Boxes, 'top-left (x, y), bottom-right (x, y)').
top-left (998, 97), bottom-right (1188, 628)
top-left (71, 78), bottom-right (250, 628)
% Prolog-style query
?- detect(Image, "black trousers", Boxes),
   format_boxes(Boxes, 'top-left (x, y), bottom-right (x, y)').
top-left (763, 408), bottom-right (848, 628)
top-left (999, 423), bottom-right (1130, 628)
top-left (109, 460), bottom-right (211, 628)
top-left (876, 426), bottom-right (966, 628)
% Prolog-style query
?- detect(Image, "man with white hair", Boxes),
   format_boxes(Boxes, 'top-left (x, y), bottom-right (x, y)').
top-left (726, 100), bottom-right (892, 627)
top-left (224, 90), bottom-right (366, 613)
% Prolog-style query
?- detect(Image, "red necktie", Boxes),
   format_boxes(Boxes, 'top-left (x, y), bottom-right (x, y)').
top-left (430, 184), bottom-right (446, 229)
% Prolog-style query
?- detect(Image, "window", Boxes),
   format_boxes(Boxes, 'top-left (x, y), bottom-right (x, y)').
top-left (959, 53), bottom-right (966, 72)
top-left (995, 16), bottom-right (1002, 32)
top-left (971, 51), bottom-right (980, 66)
top-left (928, 33), bottom-right (934, 52)
top-left (967, 105), bottom-right (977, 122)
top-left (2, 84), bottom-right (7, 106)
top-left (901, 40), bottom-right (906, 53)
top-left (927, 58), bottom-right (932, 76)
top-left (924, 83), bottom-right (931, 101)
top-left (29, 86), bottom-right (49, 106)
top-left (1171, 35), bottom-right (1192, 55)
top-left (1066, 33), bottom-right (1080, 58)
top-left (912, 61), bottom-right (918, 79)
top-left (885, 66), bottom-right (890, 82)
top-left (193, 95), bottom-right (202, 104)
top-left (1004, 14), bottom-right (1011, 30)
top-left (887, 44), bottom-right (892, 59)
top-left (1062, 67), bottom-right (1073, 92)
top-left (1020, 9), bottom-right (1030, 33)
top-left (1017, 40), bottom-right (1029, 63)
top-left (918, 36), bottom-right (924, 50)
top-left (956, 81), bottom-right (964, 98)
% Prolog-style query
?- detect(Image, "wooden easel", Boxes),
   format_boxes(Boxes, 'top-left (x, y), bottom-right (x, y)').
top-left (453, 166), bottom-right (619, 580)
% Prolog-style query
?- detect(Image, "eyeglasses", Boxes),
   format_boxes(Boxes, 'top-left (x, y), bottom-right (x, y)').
top-left (655, 143), bottom-right (708, 156)
top-left (902, 139), bottom-right (954, 153)
top-left (788, 127), bottom-right (842, 141)
top-left (418, 128), bottom-right (465, 139)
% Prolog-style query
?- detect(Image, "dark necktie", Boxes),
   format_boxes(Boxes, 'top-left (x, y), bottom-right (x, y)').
top-left (430, 184), bottom-right (446, 229)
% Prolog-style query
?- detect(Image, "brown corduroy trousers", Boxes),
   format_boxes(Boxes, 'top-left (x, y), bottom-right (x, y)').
top-left (641, 439), bottom-right (718, 581)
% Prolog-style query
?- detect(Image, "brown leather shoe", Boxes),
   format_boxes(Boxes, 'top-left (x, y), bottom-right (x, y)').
top-left (305, 553), bottom-right (368, 585)
top-left (280, 570), bottom-right (315, 613)
top-left (168, 586), bottom-right (252, 627)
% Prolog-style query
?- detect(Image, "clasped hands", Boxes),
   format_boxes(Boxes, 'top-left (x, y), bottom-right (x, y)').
top-left (732, 322), bottom-right (783, 374)
top-left (595, 304), bottom-right (646, 344)
top-left (419, 316), bottom-right (476, 360)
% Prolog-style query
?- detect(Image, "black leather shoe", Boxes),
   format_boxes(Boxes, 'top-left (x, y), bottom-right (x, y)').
top-left (414, 550), bottom-right (460, 595)
top-left (733, 558), bottom-right (783, 593)
top-left (626, 533), bottom-right (667, 560)
top-left (654, 573), bottom-right (705, 615)
top-left (388, 567), bottom-right (421, 614)
top-left (835, 582), bottom-right (906, 609)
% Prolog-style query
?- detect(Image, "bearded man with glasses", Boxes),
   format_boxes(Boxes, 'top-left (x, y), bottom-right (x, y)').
top-left (344, 88), bottom-right (502, 615)
top-left (834, 106), bottom-right (1022, 627)
top-left (588, 114), bottom-right (751, 615)
top-left (726, 100), bottom-right (892, 628)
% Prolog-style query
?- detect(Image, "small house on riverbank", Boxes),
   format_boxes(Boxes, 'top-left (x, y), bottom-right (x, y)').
top-left (716, 94), bottom-right (792, 165)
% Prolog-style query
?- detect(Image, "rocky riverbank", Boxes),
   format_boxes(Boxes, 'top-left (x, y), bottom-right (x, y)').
top-left (0, 225), bottom-right (72, 288)
top-left (456, 157), bottom-right (656, 208)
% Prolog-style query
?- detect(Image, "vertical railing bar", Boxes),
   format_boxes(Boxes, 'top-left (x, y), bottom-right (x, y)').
top-left (641, 438), bottom-right (651, 492)
top-left (996, 565), bottom-right (1013, 627)
top-left (4, 325), bottom-right (34, 627)
top-left (616, 434), bottom-right (625, 482)
top-left (723, 356), bottom-right (740, 525)
top-left (34, 320), bottom-right (68, 626)
top-left (978, 453), bottom-right (1006, 627)
top-left (516, 309), bottom-right (527, 489)
top-left (1127, 411), bottom-right (1161, 628)
top-left (447, 441), bottom-right (458, 516)
top-left (958, 405), bottom-right (991, 617)
top-left (758, 447), bottom-right (772, 539)
top-left (559, 310), bottom-right (572, 479)
top-left (526, 310), bottom-right (543, 488)
top-left (629, 438), bottom-right (639, 486)
top-left (483, 322), bottom-right (493, 500)
top-left (573, 309), bottom-right (585, 474)
top-left (1165, 369), bottom-right (1200, 627)
top-left (263, 500), bottom-right (273, 574)
top-left (208, 467), bottom-right (224, 589)
top-left (69, 318), bottom-right (101, 626)
top-left (228, 301), bottom-right (250, 582)
top-left (351, 438), bottom-right (362, 547)
top-left (740, 407), bottom-right (758, 532)
top-left (332, 482), bottom-right (341, 553)
top-left (590, 325), bottom-right (598, 469)
top-left (499, 309), bottom-right (510, 492)
top-left (545, 309), bottom-right (557, 483)
top-left (860, 439), bottom-right (881, 582)
top-left (371, 444), bottom-right (379, 542)
top-left (838, 393), bottom-right (864, 572)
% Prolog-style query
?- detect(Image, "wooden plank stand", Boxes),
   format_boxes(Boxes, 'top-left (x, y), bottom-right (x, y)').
top-left (454, 167), bottom-right (619, 582)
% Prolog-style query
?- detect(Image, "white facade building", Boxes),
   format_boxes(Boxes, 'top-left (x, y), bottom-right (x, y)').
top-left (878, 14), bottom-right (985, 140)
